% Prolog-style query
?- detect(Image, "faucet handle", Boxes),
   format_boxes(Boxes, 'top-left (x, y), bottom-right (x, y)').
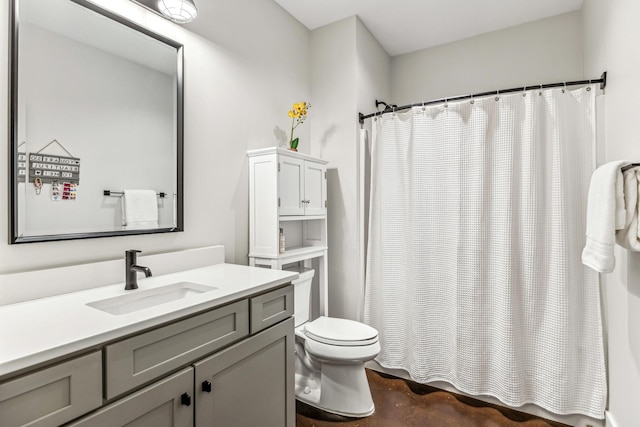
top-left (125, 249), bottom-right (142, 263)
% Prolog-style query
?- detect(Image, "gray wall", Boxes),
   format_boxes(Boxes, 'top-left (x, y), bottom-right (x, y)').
top-left (391, 12), bottom-right (584, 105)
top-left (309, 16), bottom-right (390, 320)
top-left (19, 23), bottom-right (175, 234)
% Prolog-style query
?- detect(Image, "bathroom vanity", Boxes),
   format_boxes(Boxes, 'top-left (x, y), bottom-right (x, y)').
top-left (0, 263), bottom-right (297, 427)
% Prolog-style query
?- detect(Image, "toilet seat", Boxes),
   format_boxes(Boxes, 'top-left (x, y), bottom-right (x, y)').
top-left (304, 317), bottom-right (378, 346)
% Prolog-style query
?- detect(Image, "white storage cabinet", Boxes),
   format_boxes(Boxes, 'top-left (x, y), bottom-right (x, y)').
top-left (248, 147), bottom-right (329, 315)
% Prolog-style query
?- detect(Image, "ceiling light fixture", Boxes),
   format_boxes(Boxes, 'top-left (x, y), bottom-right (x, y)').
top-left (157, 0), bottom-right (198, 24)
top-left (130, 0), bottom-right (198, 24)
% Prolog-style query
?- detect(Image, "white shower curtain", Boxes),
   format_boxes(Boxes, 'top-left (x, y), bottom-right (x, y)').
top-left (364, 85), bottom-right (606, 418)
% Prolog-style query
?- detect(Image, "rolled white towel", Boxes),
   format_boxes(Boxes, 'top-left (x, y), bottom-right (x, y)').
top-left (616, 168), bottom-right (640, 251)
top-left (638, 172), bottom-right (640, 239)
top-left (582, 160), bottom-right (630, 273)
top-left (616, 168), bottom-right (626, 230)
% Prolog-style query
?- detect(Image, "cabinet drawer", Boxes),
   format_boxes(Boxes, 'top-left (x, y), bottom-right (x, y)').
top-left (250, 284), bottom-right (293, 334)
top-left (0, 351), bottom-right (102, 427)
top-left (105, 300), bottom-right (249, 399)
top-left (67, 367), bottom-right (193, 427)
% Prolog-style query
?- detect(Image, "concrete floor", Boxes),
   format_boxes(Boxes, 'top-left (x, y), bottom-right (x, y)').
top-left (296, 370), bottom-right (569, 427)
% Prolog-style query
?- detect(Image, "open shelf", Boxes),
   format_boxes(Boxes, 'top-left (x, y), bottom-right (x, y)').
top-left (278, 215), bottom-right (326, 222)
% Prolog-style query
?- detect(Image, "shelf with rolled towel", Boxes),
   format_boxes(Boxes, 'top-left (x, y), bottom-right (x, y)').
top-left (103, 190), bottom-right (168, 198)
top-left (621, 163), bottom-right (640, 172)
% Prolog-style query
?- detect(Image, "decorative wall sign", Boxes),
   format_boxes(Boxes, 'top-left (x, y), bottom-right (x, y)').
top-left (17, 152), bottom-right (27, 183)
top-left (29, 154), bottom-right (81, 184)
top-left (17, 141), bottom-right (26, 183)
top-left (29, 139), bottom-right (80, 184)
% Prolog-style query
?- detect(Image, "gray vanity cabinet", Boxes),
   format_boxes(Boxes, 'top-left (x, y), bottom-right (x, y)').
top-left (67, 367), bottom-right (194, 427)
top-left (1, 284), bottom-right (295, 427)
top-left (194, 317), bottom-right (295, 427)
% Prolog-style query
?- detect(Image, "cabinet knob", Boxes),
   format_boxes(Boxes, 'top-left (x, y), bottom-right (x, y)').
top-left (202, 380), bottom-right (212, 393)
top-left (181, 393), bottom-right (192, 406)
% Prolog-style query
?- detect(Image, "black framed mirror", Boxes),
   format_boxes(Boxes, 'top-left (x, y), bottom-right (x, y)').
top-left (9, 0), bottom-right (184, 243)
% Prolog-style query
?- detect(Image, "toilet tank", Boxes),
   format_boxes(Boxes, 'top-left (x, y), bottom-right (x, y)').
top-left (285, 266), bottom-right (315, 327)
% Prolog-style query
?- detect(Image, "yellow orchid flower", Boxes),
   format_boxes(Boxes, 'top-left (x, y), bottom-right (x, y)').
top-left (288, 100), bottom-right (311, 150)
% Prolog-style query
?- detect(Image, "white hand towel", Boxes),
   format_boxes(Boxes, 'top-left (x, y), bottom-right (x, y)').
top-left (582, 160), bottom-right (630, 273)
top-left (122, 189), bottom-right (158, 230)
top-left (616, 168), bottom-right (640, 251)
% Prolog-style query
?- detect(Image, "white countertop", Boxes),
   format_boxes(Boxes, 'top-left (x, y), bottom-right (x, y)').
top-left (0, 263), bottom-right (297, 379)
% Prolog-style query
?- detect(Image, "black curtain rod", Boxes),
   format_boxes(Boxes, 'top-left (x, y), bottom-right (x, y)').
top-left (358, 72), bottom-right (607, 125)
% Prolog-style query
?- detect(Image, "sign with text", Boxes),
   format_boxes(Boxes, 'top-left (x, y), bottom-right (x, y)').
top-left (17, 152), bottom-right (26, 183)
top-left (29, 154), bottom-right (80, 184)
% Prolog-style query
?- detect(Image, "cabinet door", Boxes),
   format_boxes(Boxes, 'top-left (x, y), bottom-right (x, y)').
top-left (67, 368), bottom-right (194, 427)
top-left (304, 161), bottom-right (327, 215)
top-left (195, 317), bottom-right (295, 427)
top-left (279, 156), bottom-right (305, 215)
top-left (0, 352), bottom-right (101, 427)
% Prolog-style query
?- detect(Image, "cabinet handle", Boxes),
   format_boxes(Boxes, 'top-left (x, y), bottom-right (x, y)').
top-left (181, 393), bottom-right (192, 406)
top-left (202, 380), bottom-right (212, 393)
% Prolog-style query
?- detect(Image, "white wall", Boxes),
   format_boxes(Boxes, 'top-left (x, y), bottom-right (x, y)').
top-left (582, 2), bottom-right (640, 427)
top-left (391, 12), bottom-right (584, 105)
top-left (0, 0), bottom-right (309, 285)
top-left (309, 16), bottom-right (389, 320)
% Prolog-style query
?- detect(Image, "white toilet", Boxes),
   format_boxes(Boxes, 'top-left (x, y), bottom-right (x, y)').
top-left (288, 266), bottom-right (380, 417)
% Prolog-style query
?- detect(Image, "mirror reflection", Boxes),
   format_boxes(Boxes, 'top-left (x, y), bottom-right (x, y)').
top-left (11, 0), bottom-right (183, 243)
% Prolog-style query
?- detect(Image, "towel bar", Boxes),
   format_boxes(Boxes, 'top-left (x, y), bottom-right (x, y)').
top-left (621, 163), bottom-right (640, 173)
top-left (103, 190), bottom-right (168, 198)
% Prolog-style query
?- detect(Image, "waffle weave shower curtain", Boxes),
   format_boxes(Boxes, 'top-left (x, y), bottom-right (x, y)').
top-left (364, 85), bottom-right (606, 418)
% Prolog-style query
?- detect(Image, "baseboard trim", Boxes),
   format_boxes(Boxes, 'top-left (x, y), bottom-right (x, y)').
top-left (605, 411), bottom-right (618, 427)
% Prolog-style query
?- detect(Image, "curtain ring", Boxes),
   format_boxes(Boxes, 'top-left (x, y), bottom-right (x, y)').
top-left (470, 93), bottom-right (474, 105)
top-left (522, 86), bottom-right (526, 97)
top-left (586, 86), bottom-right (592, 92)
top-left (562, 82), bottom-right (567, 93)
top-left (539, 84), bottom-right (543, 96)
top-left (421, 101), bottom-right (426, 112)
top-left (444, 98), bottom-right (448, 108)
top-left (495, 90), bottom-right (500, 101)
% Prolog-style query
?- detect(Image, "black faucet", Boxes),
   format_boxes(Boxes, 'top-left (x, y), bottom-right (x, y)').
top-left (125, 249), bottom-right (152, 290)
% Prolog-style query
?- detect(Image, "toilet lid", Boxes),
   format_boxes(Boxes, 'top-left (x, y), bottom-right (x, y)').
top-left (304, 317), bottom-right (378, 346)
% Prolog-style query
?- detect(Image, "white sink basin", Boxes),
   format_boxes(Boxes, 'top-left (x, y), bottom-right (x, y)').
top-left (86, 282), bottom-right (218, 315)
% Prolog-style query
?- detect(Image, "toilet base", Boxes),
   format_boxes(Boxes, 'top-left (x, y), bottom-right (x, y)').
top-left (295, 359), bottom-right (375, 418)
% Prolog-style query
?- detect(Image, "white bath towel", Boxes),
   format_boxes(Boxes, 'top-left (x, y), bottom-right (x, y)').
top-left (582, 160), bottom-right (630, 273)
top-left (122, 189), bottom-right (158, 230)
top-left (616, 167), bottom-right (640, 251)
